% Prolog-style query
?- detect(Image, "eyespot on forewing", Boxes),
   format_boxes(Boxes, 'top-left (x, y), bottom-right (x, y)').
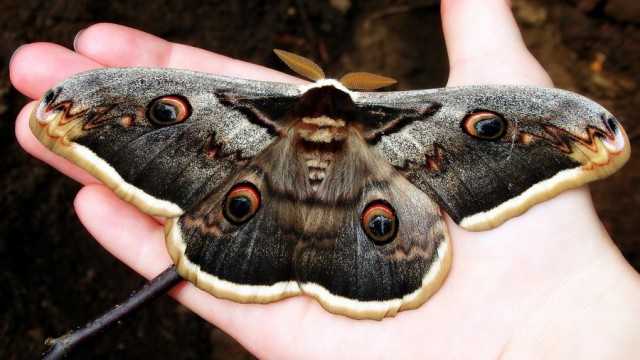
top-left (147, 95), bottom-right (191, 125)
top-left (462, 110), bottom-right (507, 140)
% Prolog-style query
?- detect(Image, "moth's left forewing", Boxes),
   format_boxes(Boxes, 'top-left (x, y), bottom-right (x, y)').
top-left (30, 68), bottom-right (302, 216)
top-left (357, 86), bottom-right (630, 231)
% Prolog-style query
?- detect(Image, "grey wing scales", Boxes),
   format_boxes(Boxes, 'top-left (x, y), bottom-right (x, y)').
top-left (355, 85), bottom-right (629, 230)
top-left (30, 67), bottom-right (301, 216)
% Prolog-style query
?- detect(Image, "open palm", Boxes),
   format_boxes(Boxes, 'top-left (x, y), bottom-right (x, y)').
top-left (11, 0), bottom-right (639, 358)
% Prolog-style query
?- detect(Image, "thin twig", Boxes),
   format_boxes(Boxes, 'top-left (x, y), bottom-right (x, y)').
top-left (42, 265), bottom-right (183, 360)
top-left (368, 3), bottom-right (439, 22)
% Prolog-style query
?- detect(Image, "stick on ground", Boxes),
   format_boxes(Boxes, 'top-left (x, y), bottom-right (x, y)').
top-left (42, 265), bottom-right (183, 360)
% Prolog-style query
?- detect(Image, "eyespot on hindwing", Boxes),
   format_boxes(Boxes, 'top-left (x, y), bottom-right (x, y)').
top-left (223, 183), bottom-right (261, 225)
top-left (361, 200), bottom-right (398, 244)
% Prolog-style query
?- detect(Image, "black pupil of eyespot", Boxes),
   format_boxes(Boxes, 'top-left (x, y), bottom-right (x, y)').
top-left (153, 102), bottom-right (177, 122)
top-left (475, 117), bottom-right (502, 137)
top-left (229, 196), bottom-right (251, 218)
top-left (607, 118), bottom-right (618, 132)
top-left (368, 214), bottom-right (392, 237)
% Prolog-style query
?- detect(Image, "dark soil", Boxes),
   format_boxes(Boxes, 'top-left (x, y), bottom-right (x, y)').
top-left (1, 0), bottom-right (638, 359)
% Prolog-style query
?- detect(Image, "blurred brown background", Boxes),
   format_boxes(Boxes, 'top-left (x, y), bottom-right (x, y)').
top-left (1, 0), bottom-right (638, 358)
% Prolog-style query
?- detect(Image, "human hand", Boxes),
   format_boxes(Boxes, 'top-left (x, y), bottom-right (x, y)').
top-left (11, 0), bottom-right (640, 358)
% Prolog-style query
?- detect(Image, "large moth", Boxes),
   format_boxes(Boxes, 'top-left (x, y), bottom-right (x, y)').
top-left (30, 50), bottom-right (629, 320)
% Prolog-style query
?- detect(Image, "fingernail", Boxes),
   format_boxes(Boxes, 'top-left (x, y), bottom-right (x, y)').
top-left (73, 29), bottom-right (85, 51)
top-left (9, 44), bottom-right (26, 68)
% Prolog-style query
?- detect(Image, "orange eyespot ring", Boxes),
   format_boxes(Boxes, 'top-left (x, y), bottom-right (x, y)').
top-left (223, 183), bottom-right (261, 225)
top-left (462, 110), bottom-right (507, 140)
top-left (147, 95), bottom-right (191, 125)
top-left (361, 200), bottom-right (398, 244)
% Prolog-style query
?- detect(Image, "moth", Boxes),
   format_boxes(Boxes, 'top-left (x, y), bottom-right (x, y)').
top-left (30, 50), bottom-right (630, 320)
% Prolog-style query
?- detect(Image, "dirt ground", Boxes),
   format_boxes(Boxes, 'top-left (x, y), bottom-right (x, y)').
top-left (1, 0), bottom-right (638, 359)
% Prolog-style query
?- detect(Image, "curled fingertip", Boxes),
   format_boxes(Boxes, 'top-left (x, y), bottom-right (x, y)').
top-left (9, 44), bottom-right (27, 68)
top-left (441, 0), bottom-right (553, 86)
top-left (14, 102), bottom-right (38, 152)
top-left (73, 29), bottom-right (85, 52)
top-left (8, 43), bottom-right (35, 92)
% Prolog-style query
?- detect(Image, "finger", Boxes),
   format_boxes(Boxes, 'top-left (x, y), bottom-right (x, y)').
top-left (10, 26), bottom-right (299, 186)
top-left (72, 184), bottom-right (316, 349)
top-left (73, 184), bottom-right (234, 322)
top-left (9, 42), bottom-right (102, 100)
top-left (74, 184), bottom-right (171, 271)
top-left (11, 42), bottom-right (106, 184)
top-left (15, 104), bottom-right (97, 184)
top-left (74, 23), bottom-right (303, 83)
top-left (73, 185), bottom-right (462, 359)
top-left (73, 185), bottom-right (248, 311)
top-left (441, 0), bottom-right (552, 86)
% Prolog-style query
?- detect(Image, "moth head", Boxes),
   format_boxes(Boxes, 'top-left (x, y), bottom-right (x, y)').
top-left (274, 49), bottom-right (397, 91)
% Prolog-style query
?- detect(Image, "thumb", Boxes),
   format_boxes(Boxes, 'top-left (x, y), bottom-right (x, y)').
top-left (441, 0), bottom-right (552, 87)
